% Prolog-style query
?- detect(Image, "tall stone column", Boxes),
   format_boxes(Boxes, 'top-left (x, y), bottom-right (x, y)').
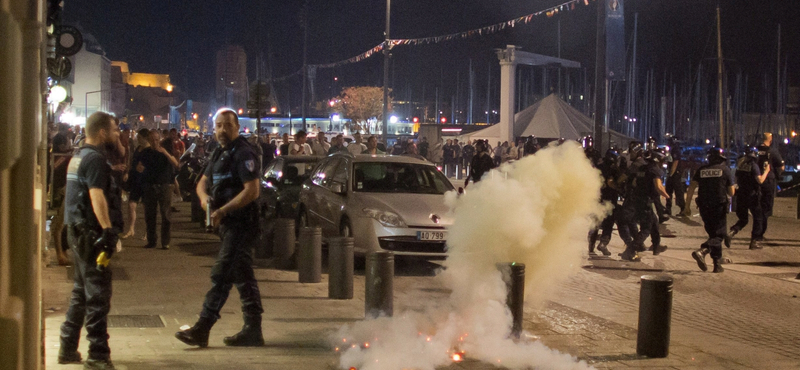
top-left (497, 45), bottom-right (517, 145)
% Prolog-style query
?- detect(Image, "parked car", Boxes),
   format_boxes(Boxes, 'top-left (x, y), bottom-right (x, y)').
top-left (258, 155), bottom-right (323, 253)
top-left (298, 153), bottom-right (455, 258)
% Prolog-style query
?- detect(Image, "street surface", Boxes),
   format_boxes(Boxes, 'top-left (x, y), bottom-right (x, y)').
top-left (43, 195), bottom-right (800, 370)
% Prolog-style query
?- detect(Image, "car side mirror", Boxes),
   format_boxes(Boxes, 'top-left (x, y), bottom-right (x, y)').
top-left (330, 182), bottom-right (345, 195)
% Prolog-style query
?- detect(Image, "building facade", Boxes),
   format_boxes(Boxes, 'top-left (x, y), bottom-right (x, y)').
top-left (215, 45), bottom-right (248, 111)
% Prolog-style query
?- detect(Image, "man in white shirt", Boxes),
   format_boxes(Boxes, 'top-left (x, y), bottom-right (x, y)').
top-left (290, 130), bottom-right (311, 155)
top-left (311, 132), bottom-right (330, 155)
top-left (347, 132), bottom-right (367, 156)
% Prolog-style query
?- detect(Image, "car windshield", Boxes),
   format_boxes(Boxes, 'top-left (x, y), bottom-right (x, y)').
top-left (353, 162), bottom-right (454, 194)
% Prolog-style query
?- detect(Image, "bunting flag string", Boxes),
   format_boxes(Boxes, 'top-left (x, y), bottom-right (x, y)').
top-left (268, 0), bottom-right (592, 78)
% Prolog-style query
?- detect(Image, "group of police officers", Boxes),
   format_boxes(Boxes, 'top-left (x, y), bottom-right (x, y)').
top-left (586, 132), bottom-right (785, 274)
top-left (61, 107), bottom-right (785, 369)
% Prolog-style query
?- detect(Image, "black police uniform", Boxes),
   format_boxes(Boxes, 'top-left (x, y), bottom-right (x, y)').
top-left (618, 157), bottom-right (663, 258)
top-left (461, 143), bottom-right (475, 171)
top-left (731, 155), bottom-right (764, 241)
top-left (664, 149), bottom-right (686, 214)
top-left (588, 157), bottom-right (621, 254)
top-left (756, 144), bottom-right (784, 239)
top-left (200, 135), bottom-right (264, 328)
top-left (468, 151), bottom-right (495, 184)
top-left (692, 161), bottom-right (734, 261)
top-left (60, 145), bottom-right (123, 362)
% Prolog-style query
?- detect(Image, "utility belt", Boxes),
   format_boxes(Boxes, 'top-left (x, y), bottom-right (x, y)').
top-left (68, 222), bottom-right (101, 260)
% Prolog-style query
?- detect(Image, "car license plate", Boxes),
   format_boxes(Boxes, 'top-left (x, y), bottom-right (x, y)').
top-left (417, 231), bottom-right (446, 241)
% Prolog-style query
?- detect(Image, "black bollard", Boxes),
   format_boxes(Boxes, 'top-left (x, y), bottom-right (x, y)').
top-left (274, 218), bottom-right (296, 270)
top-left (637, 275), bottom-right (673, 358)
top-left (365, 251), bottom-right (394, 318)
top-left (298, 227), bottom-right (322, 283)
top-left (497, 262), bottom-right (525, 338)
top-left (328, 237), bottom-right (354, 299)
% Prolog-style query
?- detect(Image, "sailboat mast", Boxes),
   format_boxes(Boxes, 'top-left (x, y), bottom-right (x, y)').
top-left (716, 4), bottom-right (725, 148)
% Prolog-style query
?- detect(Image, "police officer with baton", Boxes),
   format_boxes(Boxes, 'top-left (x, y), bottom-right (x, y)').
top-left (59, 112), bottom-right (123, 370)
top-left (176, 109), bottom-right (264, 347)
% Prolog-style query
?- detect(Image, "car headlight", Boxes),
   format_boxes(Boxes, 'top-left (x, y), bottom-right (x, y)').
top-left (362, 208), bottom-right (406, 228)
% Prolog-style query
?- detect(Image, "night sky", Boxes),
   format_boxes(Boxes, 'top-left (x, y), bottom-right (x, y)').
top-left (64, 0), bottom-right (799, 110)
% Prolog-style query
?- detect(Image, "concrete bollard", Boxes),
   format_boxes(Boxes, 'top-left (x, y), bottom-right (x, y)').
top-left (274, 218), bottom-right (296, 270)
top-left (298, 227), bottom-right (322, 283)
top-left (497, 262), bottom-right (525, 338)
top-left (328, 237), bottom-right (354, 299)
top-left (365, 251), bottom-right (394, 318)
top-left (637, 275), bottom-right (673, 358)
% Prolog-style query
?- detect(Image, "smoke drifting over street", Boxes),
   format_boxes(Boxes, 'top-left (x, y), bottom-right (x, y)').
top-left (335, 143), bottom-right (605, 370)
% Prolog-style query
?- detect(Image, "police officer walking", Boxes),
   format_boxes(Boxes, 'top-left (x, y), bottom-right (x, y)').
top-left (59, 112), bottom-right (123, 370)
top-left (729, 146), bottom-right (770, 249)
top-left (756, 132), bottom-right (785, 242)
top-left (588, 148), bottom-right (621, 256)
top-left (175, 109), bottom-right (265, 347)
top-left (685, 147), bottom-right (735, 273)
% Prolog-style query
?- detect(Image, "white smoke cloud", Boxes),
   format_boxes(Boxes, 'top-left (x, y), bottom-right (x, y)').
top-left (334, 142), bottom-right (605, 370)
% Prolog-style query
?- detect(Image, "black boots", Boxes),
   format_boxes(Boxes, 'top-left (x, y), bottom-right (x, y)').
top-left (712, 259), bottom-right (724, 273)
top-left (691, 248), bottom-right (710, 272)
top-left (596, 240), bottom-right (612, 256)
top-left (175, 317), bottom-right (214, 347)
top-left (84, 359), bottom-right (115, 370)
top-left (57, 349), bottom-right (82, 364)
top-left (223, 315), bottom-right (264, 347)
top-left (749, 239), bottom-right (763, 250)
top-left (650, 244), bottom-right (668, 255)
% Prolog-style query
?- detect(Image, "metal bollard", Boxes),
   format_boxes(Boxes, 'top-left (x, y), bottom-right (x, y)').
top-left (497, 262), bottom-right (525, 338)
top-left (455, 164), bottom-right (462, 180)
top-left (298, 227), bottom-right (322, 283)
top-left (637, 275), bottom-right (673, 358)
top-left (365, 251), bottom-right (394, 318)
top-left (443, 164), bottom-right (449, 177)
top-left (274, 218), bottom-right (296, 270)
top-left (328, 237), bottom-right (354, 299)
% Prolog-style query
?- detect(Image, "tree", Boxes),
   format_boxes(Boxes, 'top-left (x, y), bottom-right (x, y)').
top-left (332, 86), bottom-right (392, 134)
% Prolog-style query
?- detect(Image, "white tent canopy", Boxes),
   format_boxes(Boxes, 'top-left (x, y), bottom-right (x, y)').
top-left (463, 94), bottom-right (634, 147)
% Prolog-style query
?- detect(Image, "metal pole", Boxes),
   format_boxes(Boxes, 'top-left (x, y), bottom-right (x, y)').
top-left (593, 0), bottom-right (606, 150)
top-left (298, 227), bottom-right (322, 283)
top-left (328, 237), bottom-right (354, 299)
top-left (716, 5), bottom-right (725, 148)
top-left (365, 251), bottom-right (394, 318)
top-left (497, 262), bottom-right (525, 338)
top-left (637, 275), bottom-right (673, 358)
top-left (274, 218), bottom-right (296, 269)
top-left (382, 0), bottom-right (391, 145)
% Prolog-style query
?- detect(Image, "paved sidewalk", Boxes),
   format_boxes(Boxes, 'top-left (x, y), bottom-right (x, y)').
top-left (42, 197), bottom-right (800, 369)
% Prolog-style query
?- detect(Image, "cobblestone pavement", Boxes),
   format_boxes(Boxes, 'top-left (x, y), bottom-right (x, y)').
top-left (42, 196), bottom-right (800, 369)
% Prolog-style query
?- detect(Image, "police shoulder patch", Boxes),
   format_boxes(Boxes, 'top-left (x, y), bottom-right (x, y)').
top-left (245, 159), bottom-right (255, 172)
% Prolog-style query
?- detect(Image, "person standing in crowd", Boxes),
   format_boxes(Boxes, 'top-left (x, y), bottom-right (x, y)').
top-left (311, 132), bottom-right (330, 156)
top-left (756, 132), bottom-right (785, 243)
top-left (259, 135), bottom-right (276, 169)
top-left (442, 139), bottom-right (455, 176)
top-left (59, 112), bottom-right (123, 369)
top-left (363, 135), bottom-right (384, 155)
top-left (328, 134), bottom-right (348, 155)
top-left (684, 147), bottom-right (735, 273)
top-left (138, 130), bottom-right (179, 249)
top-left (523, 135), bottom-right (539, 156)
top-left (588, 148), bottom-right (621, 256)
top-left (418, 137), bottom-right (429, 158)
top-left (169, 128), bottom-right (185, 158)
top-left (279, 133), bottom-right (290, 156)
top-left (665, 137), bottom-right (686, 216)
top-left (453, 139), bottom-right (462, 173)
top-left (50, 123), bottom-right (73, 265)
top-left (176, 109), bottom-right (264, 348)
top-left (461, 140), bottom-right (475, 173)
top-left (121, 128), bottom-right (150, 239)
top-left (729, 146), bottom-right (770, 250)
top-left (493, 141), bottom-right (504, 166)
top-left (290, 130), bottom-right (311, 155)
top-left (464, 140), bottom-right (495, 188)
top-left (347, 132), bottom-right (367, 156)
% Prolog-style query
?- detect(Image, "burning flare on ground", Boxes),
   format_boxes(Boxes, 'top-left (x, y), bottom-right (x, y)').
top-left (334, 143), bottom-right (604, 370)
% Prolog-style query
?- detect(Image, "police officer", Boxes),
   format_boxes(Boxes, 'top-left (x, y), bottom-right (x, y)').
top-left (685, 147), bottom-right (735, 273)
top-left (523, 135), bottom-right (540, 156)
top-left (756, 132), bottom-right (785, 242)
top-left (729, 146), bottom-right (770, 249)
top-left (582, 136), bottom-right (601, 166)
top-left (176, 109), bottom-right (264, 347)
top-left (59, 112), bottom-right (123, 370)
top-left (588, 148), bottom-right (621, 256)
top-left (464, 140), bottom-right (495, 188)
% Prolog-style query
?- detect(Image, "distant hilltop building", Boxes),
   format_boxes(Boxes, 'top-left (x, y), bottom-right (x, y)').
top-left (111, 61), bottom-right (171, 90)
top-left (215, 45), bottom-right (248, 112)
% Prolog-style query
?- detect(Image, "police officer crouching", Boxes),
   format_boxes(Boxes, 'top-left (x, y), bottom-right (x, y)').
top-left (685, 147), bottom-right (735, 273)
top-left (729, 146), bottom-right (770, 249)
top-left (59, 112), bottom-right (123, 370)
top-left (176, 109), bottom-right (265, 347)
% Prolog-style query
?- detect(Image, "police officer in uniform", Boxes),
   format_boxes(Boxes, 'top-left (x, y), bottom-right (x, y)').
top-left (464, 140), bottom-right (495, 188)
top-left (685, 147), bottom-right (735, 273)
top-left (588, 148), bottom-right (621, 256)
top-left (729, 146), bottom-right (770, 249)
top-left (59, 112), bottom-right (123, 370)
top-left (176, 109), bottom-right (265, 347)
top-left (756, 132), bottom-right (785, 242)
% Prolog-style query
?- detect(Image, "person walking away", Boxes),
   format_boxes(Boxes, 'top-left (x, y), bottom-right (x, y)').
top-left (684, 147), bottom-right (735, 273)
top-left (59, 112), bottom-right (123, 369)
top-left (50, 123), bottom-right (73, 265)
top-left (120, 129), bottom-right (150, 239)
top-left (347, 132), bottom-right (367, 156)
top-left (176, 109), bottom-right (264, 347)
top-left (729, 146), bottom-right (770, 249)
top-left (139, 130), bottom-right (179, 249)
top-left (588, 148), bottom-right (621, 256)
top-left (755, 132), bottom-right (785, 243)
top-left (464, 140), bottom-right (495, 188)
top-left (665, 139), bottom-right (686, 216)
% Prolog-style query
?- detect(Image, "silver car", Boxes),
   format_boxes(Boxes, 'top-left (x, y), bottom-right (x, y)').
top-left (298, 153), bottom-right (455, 258)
